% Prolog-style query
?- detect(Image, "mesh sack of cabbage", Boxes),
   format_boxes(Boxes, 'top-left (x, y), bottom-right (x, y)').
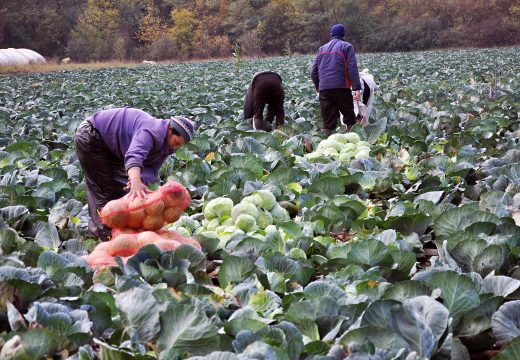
top-left (83, 228), bottom-right (201, 269)
top-left (84, 181), bottom-right (200, 269)
top-left (100, 181), bottom-right (191, 231)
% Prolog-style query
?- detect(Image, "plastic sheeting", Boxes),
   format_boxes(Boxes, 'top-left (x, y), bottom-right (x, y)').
top-left (0, 48), bottom-right (46, 66)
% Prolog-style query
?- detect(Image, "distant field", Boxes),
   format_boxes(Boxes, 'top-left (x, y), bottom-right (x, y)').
top-left (0, 60), bottom-right (148, 76)
top-left (0, 56), bottom-right (238, 76)
top-left (0, 47), bottom-right (519, 359)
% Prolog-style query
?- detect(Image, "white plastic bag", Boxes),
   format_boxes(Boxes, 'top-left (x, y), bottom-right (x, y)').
top-left (355, 101), bottom-right (368, 125)
top-left (341, 69), bottom-right (376, 126)
top-left (359, 69), bottom-right (376, 119)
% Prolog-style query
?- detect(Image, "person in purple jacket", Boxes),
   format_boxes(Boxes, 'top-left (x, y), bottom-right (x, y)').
top-left (74, 108), bottom-right (196, 240)
top-left (311, 24), bottom-right (362, 136)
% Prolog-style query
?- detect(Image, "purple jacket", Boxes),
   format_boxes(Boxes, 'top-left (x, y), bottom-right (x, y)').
top-left (310, 37), bottom-right (361, 92)
top-left (92, 108), bottom-right (173, 185)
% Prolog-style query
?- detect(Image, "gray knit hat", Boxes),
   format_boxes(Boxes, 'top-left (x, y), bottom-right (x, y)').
top-left (169, 116), bottom-right (196, 143)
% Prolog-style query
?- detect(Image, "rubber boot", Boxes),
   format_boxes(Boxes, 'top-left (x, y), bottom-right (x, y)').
top-left (275, 119), bottom-right (286, 129)
top-left (321, 128), bottom-right (334, 137)
top-left (253, 118), bottom-right (269, 131)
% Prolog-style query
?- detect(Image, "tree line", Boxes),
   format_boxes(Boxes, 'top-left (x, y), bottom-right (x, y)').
top-left (1, 0), bottom-right (519, 62)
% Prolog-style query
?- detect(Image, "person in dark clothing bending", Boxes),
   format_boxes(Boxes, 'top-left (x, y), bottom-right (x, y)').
top-left (244, 71), bottom-right (285, 131)
top-left (74, 108), bottom-right (196, 240)
top-left (310, 24), bottom-right (362, 136)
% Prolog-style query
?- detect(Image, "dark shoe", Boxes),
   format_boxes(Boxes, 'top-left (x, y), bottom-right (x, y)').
top-left (275, 119), bottom-right (286, 128)
top-left (253, 118), bottom-right (269, 131)
top-left (345, 122), bottom-right (357, 132)
top-left (88, 222), bottom-right (112, 241)
top-left (321, 128), bottom-right (334, 137)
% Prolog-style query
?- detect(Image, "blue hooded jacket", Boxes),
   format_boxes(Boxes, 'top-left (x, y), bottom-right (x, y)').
top-left (310, 37), bottom-right (361, 92)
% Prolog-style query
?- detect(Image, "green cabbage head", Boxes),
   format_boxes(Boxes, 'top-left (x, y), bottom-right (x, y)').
top-left (271, 203), bottom-right (290, 223)
top-left (265, 225), bottom-right (278, 234)
top-left (235, 214), bottom-right (257, 232)
top-left (204, 197), bottom-right (234, 220)
top-left (172, 226), bottom-right (191, 237)
top-left (344, 132), bottom-right (360, 144)
top-left (256, 209), bottom-right (273, 228)
top-left (318, 139), bottom-right (342, 152)
top-left (231, 202), bottom-right (259, 221)
top-left (204, 218), bottom-right (221, 231)
top-left (253, 190), bottom-right (277, 210)
top-left (242, 195), bottom-right (261, 206)
top-left (174, 216), bottom-right (200, 232)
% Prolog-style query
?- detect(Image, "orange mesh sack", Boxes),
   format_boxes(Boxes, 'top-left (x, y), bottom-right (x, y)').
top-left (111, 228), bottom-right (139, 238)
top-left (83, 252), bottom-right (120, 268)
top-left (100, 181), bottom-right (191, 231)
top-left (87, 181), bottom-right (198, 270)
top-left (82, 233), bottom-right (140, 268)
top-left (157, 229), bottom-right (201, 250)
top-left (82, 230), bottom-right (199, 269)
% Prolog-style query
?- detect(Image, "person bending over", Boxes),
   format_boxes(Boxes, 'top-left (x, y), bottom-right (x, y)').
top-left (74, 107), bottom-right (196, 240)
top-left (244, 71), bottom-right (285, 131)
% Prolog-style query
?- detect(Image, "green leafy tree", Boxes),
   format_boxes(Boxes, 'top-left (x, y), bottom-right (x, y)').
top-left (238, 21), bottom-right (265, 56)
top-left (67, 0), bottom-right (121, 61)
top-left (195, 14), bottom-right (232, 58)
top-left (114, 0), bottom-right (145, 56)
top-left (222, 0), bottom-right (261, 43)
top-left (261, 0), bottom-right (298, 54)
top-left (0, 0), bottom-right (84, 58)
top-left (2, 0), bottom-right (520, 60)
top-left (149, 34), bottom-right (178, 60)
top-left (292, 0), bottom-right (332, 52)
top-left (166, 8), bottom-right (199, 58)
top-left (137, 0), bottom-right (163, 44)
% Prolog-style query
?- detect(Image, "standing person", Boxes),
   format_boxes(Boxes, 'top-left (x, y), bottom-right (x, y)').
top-left (243, 71), bottom-right (285, 131)
top-left (310, 24), bottom-right (362, 136)
top-left (74, 107), bottom-right (196, 240)
top-left (344, 70), bottom-right (376, 125)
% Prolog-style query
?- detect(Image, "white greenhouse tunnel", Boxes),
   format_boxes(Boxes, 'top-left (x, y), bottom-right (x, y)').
top-left (0, 48), bottom-right (46, 66)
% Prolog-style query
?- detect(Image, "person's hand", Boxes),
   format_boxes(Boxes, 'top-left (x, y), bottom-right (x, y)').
top-left (125, 167), bottom-right (151, 200)
top-left (357, 115), bottom-right (368, 126)
top-left (352, 90), bottom-right (361, 102)
top-left (125, 179), bottom-right (151, 200)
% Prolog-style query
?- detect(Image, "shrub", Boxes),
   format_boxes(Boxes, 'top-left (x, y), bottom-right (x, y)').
top-left (149, 35), bottom-right (179, 61)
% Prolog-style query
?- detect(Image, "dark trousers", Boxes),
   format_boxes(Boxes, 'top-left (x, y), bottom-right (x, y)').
top-left (319, 89), bottom-right (356, 130)
top-left (253, 76), bottom-right (285, 126)
top-left (74, 120), bottom-right (127, 240)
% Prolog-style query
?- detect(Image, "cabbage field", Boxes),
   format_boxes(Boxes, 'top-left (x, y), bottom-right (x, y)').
top-left (0, 47), bottom-right (519, 359)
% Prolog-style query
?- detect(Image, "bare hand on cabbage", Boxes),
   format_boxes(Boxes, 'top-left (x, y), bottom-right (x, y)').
top-left (125, 167), bottom-right (151, 200)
